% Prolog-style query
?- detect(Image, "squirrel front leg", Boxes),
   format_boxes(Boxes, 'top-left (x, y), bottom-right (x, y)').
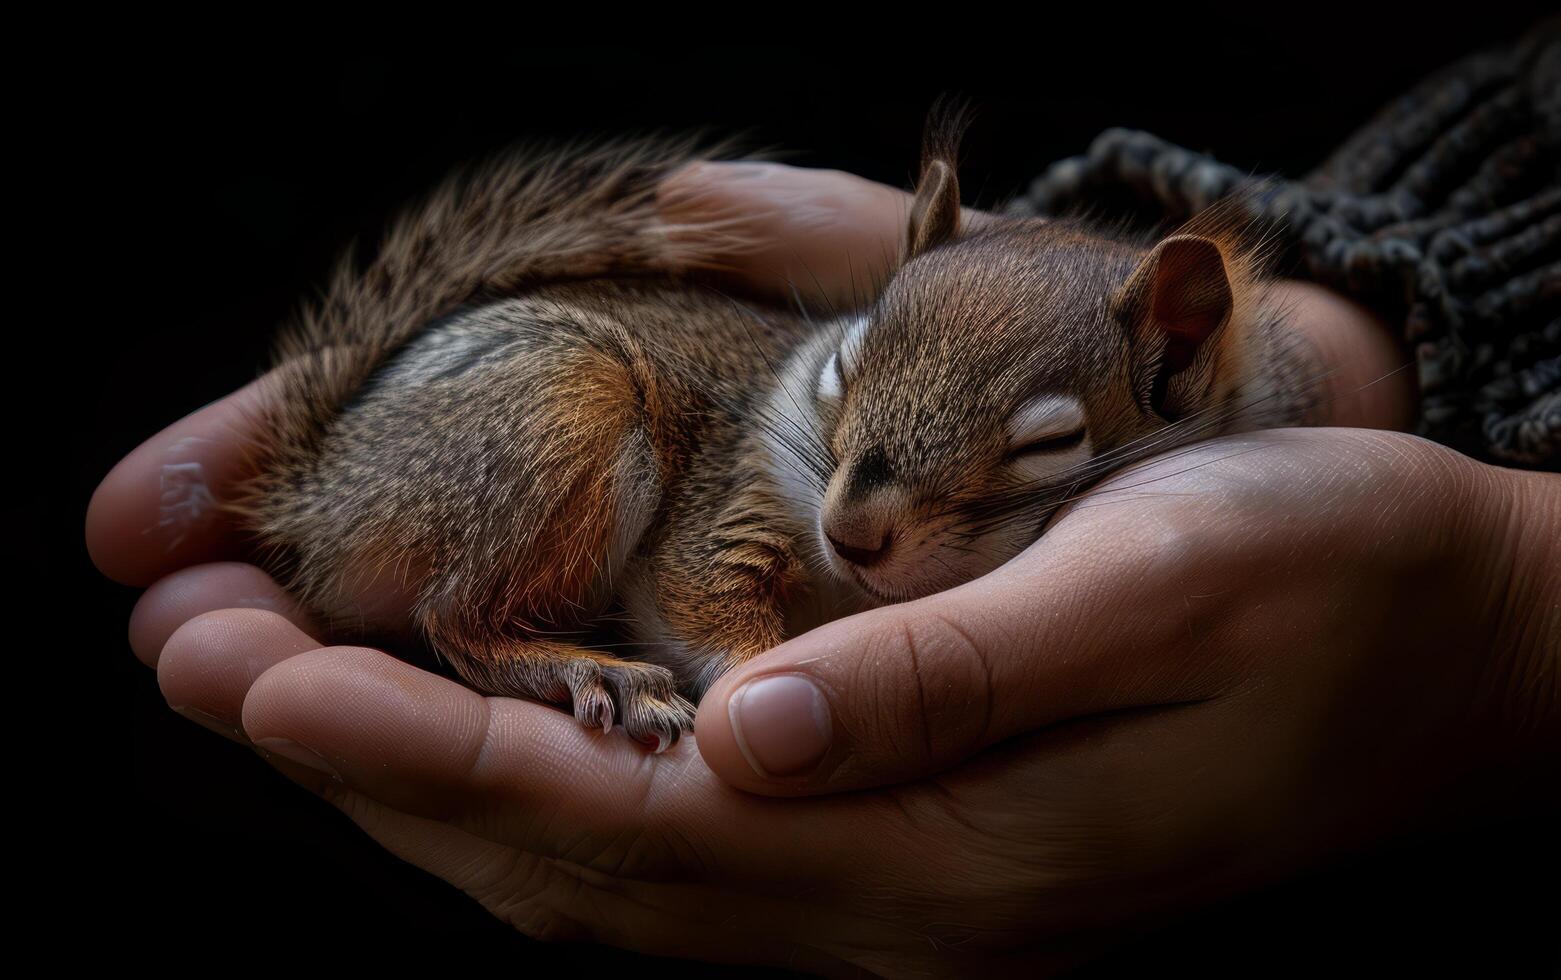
top-left (629, 478), bottom-right (813, 701)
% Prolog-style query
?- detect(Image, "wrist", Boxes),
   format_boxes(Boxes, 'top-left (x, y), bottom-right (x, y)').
top-left (1482, 464), bottom-right (1561, 793)
top-left (1340, 444), bottom-right (1560, 837)
top-left (1425, 454), bottom-right (1561, 824)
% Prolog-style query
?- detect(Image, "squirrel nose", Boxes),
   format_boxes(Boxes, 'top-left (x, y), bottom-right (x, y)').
top-left (826, 528), bottom-right (891, 567)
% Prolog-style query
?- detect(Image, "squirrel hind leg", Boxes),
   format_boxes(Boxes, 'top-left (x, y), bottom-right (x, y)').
top-left (440, 634), bottom-right (695, 751)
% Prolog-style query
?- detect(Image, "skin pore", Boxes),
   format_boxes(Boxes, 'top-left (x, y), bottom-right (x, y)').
top-left (90, 162), bottom-right (1556, 976)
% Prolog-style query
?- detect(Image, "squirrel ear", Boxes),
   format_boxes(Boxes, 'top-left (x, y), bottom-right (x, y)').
top-left (905, 158), bottom-right (961, 259)
top-left (1116, 234), bottom-right (1235, 419)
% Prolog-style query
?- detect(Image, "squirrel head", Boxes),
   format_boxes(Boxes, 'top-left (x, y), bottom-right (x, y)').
top-left (796, 137), bottom-right (1270, 603)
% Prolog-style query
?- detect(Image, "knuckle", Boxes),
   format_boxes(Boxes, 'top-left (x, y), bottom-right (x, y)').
top-left (917, 611), bottom-right (1001, 752)
top-left (855, 609), bottom-right (996, 763)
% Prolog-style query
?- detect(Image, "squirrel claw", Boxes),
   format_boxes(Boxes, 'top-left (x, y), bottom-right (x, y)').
top-left (571, 679), bottom-right (616, 735)
top-left (556, 661), bottom-right (696, 750)
top-left (620, 691), bottom-right (696, 753)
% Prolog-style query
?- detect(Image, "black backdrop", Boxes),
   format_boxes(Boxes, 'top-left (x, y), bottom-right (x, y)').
top-left (73, 17), bottom-right (1557, 975)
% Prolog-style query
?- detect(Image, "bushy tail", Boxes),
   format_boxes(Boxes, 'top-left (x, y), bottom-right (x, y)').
top-left (236, 137), bottom-right (741, 522)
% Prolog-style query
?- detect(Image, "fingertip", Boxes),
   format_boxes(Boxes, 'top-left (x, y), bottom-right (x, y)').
top-left (239, 646), bottom-right (535, 819)
top-left (157, 606), bottom-right (322, 736)
top-left (239, 646), bottom-right (488, 777)
top-left (692, 680), bottom-right (749, 786)
top-left (86, 377), bottom-right (275, 587)
top-left (695, 635), bottom-right (848, 797)
top-left (660, 160), bottom-right (912, 309)
top-left (130, 562), bottom-right (315, 667)
top-left (1270, 279), bottom-right (1416, 430)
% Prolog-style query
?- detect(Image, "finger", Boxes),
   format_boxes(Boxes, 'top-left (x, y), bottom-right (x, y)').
top-left (238, 645), bottom-right (888, 883)
top-left (157, 607), bottom-right (322, 743)
top-left (1269, 280), bottom-right (1415, 431)
top-left (660, 161), bottom-right (909, 310)
top-left (86, 374), bottom-right (277, 586)
top-left (240, 645), bottom-right (735, 863)
top-left (130, 562), bottom-right (316, 667)
top-left (663, 161), bottom-right (983, 312)
top-left (694, 442), bottom-right (1274, 797)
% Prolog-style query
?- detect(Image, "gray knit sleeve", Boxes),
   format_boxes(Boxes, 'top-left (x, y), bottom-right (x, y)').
top-left (1008, 23), bottom-right (1560, 470)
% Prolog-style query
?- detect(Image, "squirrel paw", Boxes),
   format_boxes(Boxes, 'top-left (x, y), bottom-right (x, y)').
top-left (452, 645), bottom-right (696, 751)
top-left (569, 658), bottom-right (696, 753)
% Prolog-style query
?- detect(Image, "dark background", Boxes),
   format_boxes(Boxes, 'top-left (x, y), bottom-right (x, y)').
top-left (71, 16), bottom-right (1556, 975)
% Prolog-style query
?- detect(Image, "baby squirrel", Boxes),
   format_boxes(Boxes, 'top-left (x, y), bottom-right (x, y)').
top-left (237, 128), bottom-right (1312, 750)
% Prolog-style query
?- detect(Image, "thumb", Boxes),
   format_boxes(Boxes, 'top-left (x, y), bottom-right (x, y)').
top-left (693, 522), bottom-right (1202, 796)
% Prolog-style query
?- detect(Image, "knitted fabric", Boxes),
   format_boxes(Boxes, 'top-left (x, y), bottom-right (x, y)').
top-left (1008, 23), bottom-right (1560, 469)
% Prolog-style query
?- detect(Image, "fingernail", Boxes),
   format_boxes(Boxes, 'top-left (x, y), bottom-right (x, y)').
top-left (171, 704), bottom-right (246, 744)
top-left (253, 737), bottom-right (341, 780)
top-left (728, 674), bottom-right (832, 778)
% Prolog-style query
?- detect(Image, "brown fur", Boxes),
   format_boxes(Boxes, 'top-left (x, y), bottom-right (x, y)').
top-left (238, 132), bottom-right (1314, 748)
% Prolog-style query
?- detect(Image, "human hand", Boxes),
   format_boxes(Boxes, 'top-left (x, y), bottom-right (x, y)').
top-left (98, 422), bottom-right (1559, 975)
top-left (89, 163), bottom-right (1553, 975)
